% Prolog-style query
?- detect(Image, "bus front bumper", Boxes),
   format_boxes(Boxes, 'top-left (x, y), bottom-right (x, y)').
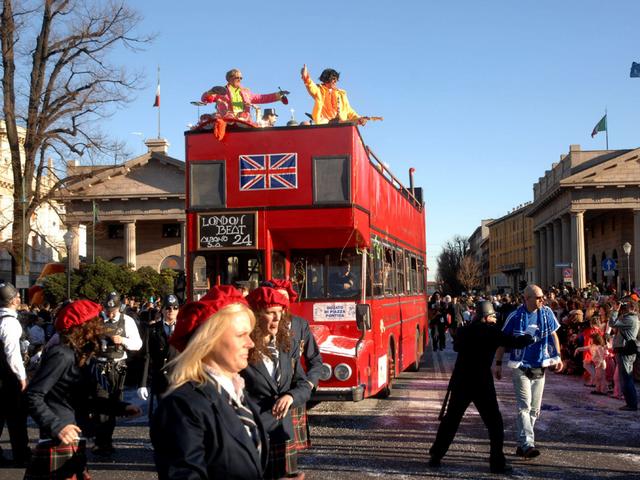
top-left (311, 384), bottom-right (365, 402)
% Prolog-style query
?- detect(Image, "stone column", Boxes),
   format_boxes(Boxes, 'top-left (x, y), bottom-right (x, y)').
top-left (546, 224), bottom-right (554, 288)
top-left (540, 226), bottom-right (548, 288)
top-left (534, 230), bottom-right (541, 285)
top-left (68, 223), bottom-right (81, 270)
top-left (561, 214), bottom-right (571, 265)
top-left (180, 221), bottom-right (186, 271)
top-left (634, 210), bottom-right (640, 289)
top-left (571, 211), bottom-right (586, 288)
top-left (553, 219), bottom-right (562, 284)
top-left (123, 221), bottom-right (136, 269)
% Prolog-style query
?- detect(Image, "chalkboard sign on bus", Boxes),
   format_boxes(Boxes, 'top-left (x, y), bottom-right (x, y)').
top-left (197, 212), bottom-right (257, 250)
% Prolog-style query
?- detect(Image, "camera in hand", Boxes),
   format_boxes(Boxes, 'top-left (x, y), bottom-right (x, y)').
top-left (100, 335), bottom-right (123, 353)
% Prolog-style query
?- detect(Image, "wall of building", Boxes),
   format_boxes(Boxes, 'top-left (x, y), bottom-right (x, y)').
top-left (90, 220), bottom-right (182, 270)
top-left (488, 207), bottom-right (534, 292)
top-left (135, 221), bottom-right (182, 270)
top-left (585, 211), bottom-right (635, 287)
top-left (0, 121), bottom-right (65, 282)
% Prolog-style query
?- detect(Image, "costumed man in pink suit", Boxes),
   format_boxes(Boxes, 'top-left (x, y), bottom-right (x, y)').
top-left (199, 69), bottom-right (289, 140)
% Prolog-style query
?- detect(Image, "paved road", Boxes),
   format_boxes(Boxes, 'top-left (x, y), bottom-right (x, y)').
top-left (2, 342), bottom-right (639, 479)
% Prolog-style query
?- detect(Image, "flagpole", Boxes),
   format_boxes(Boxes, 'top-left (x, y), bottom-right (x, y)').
top-left (157, 65), bottom-right (161, 138)
top-left (605, 108), bottom-right (608, 150)
top-left (92, 199), bottom-right (96, 264)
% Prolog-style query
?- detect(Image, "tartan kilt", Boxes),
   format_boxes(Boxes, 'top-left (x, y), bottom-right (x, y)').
top-left (265, 439), bottom-right (298, 480)
top-left (291, 405), bottom-right (311, 451)
top-left (23, 439), bottom-right (90, 480)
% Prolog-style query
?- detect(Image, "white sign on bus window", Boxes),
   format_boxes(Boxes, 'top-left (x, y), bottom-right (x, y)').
top-left (313, 302), bottom-right (357, 322)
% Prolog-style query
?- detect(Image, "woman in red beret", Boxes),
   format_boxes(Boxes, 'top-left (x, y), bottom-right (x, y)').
top-left (150, 286), bottom-right (268, 480)
top-left (242, 286), bottom-right (312, 479)
top-left (25, 300), bottom-right (141, 479)
top-left (265, 280), bottom-right (323, 452)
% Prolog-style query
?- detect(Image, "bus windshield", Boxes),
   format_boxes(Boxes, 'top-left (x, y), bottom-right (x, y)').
top-left (291, 249), bottom-right (362, 300)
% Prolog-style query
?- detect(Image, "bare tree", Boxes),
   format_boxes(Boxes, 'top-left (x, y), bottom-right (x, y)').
top-left (436, 235), bottom-right (469, 294)
top-left (457, 255), bottom-right (481, 294)
top-left (0, 0), bottom-right (152, 278)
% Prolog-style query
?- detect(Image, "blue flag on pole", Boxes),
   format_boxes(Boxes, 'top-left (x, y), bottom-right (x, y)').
top-left (630, 62), bottom-right (640, 78)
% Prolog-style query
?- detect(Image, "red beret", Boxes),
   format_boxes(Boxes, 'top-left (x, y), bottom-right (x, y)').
top-left (55, 300), bottom-right (103, 331)
top-left (170, 285), bottom-right (248, 352)
top-left (268, 279), bottom-right (299, 303)
top-left (247, 286), bottom-right (289, 311)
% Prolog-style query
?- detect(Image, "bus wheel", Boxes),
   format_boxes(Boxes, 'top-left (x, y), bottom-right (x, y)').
top-left (407, 328), bottom-right (422, 372)
top-left (377, 345), bottom-right (395, 398)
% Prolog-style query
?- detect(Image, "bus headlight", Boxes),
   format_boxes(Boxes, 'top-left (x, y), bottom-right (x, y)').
top-left (334, 363), bottom-right (352, 382)
top-left (319, 363), bottom-right (332, 381)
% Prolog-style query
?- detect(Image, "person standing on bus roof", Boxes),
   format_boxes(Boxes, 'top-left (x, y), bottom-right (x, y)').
top-left (301, 65), bottom-right (366, 126)
top-left (428, 301), bottom-right (535, 474)
top-left (201, 69), bottom-right (288, 125)
top-left (259, 108), bottom-right (279, 128)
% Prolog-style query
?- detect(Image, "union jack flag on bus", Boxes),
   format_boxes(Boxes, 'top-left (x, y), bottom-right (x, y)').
top-left (239, 153), bottom-right (298, 191)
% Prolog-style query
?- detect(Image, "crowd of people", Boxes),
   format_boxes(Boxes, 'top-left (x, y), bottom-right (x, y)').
top-left (0, 279), bottom-right (321, 479)
top-left (427, 283), bottom-right (639, 473)
top-left (2, 276), bottom-right (638, 477)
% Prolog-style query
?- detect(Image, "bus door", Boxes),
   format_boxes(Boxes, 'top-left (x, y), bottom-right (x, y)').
top-left (191, 250), bottom-right (263, 300)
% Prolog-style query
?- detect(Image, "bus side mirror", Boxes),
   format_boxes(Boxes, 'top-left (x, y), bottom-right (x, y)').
top-left (356, 304), bottom-right (371, 331)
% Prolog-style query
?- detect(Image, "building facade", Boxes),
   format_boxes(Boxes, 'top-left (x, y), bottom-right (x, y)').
top-left (527, 145), bottom-right (640, 290)
top-left (0, 121), bottom-right (65, 282)
top-left (61, 139), bottom-right (186, 273)
top-left (488, 203), bottom-right (535, 293)
top-left (468, 219), bottom-right (492, 291)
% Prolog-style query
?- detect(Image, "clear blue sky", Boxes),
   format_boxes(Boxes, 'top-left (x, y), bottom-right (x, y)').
top-left (105, 1), bottom-right (640, 280)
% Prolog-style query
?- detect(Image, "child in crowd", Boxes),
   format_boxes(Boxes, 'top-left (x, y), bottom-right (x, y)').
top-left (575, 332), bottom-right (608, 394)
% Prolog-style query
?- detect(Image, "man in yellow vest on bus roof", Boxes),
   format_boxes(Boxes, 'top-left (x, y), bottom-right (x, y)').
top-left (301, 64), bottom-right (366, 126)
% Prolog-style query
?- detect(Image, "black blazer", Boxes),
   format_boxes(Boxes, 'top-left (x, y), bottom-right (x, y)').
top-left (241, 348), bottom-right (312, 443)
top-left (26, 344), bottom-right (127, 440)
top-left (151, 381), bottom-right (268, 480)
top-left (140, 320), bottom-right (178, 394)
top-left (290, 315), bottom-right (323, 388)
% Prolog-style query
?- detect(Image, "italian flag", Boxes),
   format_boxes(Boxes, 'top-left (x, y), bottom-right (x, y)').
top-left (591, 114), bottom-right (606, 138)
top-left (153, 83), bottom-right (160, 107)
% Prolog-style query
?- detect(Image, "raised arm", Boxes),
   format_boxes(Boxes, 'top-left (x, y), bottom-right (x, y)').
top-left (301, 64), bottom-right (320, 99)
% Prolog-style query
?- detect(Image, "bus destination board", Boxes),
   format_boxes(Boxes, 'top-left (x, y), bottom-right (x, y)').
top-left (197, 212), bottom-right (257, 250)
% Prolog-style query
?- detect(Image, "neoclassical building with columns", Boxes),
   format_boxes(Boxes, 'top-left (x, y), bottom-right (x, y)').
top-left (61, 138), bottom-right (185, 272)
top-left (528, 144), bottom-right (640, 290)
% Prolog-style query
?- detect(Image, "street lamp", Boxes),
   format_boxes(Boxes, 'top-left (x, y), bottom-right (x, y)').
top-left (63, 229), bottom-right (75, 299)
top-left (623, 242), bottom-right (632, 293)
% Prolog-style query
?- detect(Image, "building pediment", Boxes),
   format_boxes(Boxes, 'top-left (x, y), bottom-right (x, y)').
top-left (66, 152), bottom-right (185, 199)
top-left (560, 149), bottom-right (640, 187)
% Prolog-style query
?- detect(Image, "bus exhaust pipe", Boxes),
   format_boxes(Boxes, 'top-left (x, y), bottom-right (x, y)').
top-left (409, 168), bottom-right (415, 196)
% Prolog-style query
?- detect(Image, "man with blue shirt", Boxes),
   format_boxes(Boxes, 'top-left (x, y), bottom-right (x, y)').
top-left (494, 284), bottom-right (563, 459)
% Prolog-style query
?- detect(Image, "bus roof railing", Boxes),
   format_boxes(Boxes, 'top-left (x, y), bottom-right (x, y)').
top-left (365, 146), bottom-right (423, 211)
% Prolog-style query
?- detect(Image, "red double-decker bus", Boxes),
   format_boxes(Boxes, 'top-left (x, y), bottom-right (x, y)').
top-left (185, 123), bottom-right (428, 400)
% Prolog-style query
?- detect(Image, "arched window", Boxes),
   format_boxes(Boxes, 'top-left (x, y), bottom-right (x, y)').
top-left (601, 252), bottom-right (607, 284)
top-left (160, 255), bottom-right (182, 271)
top-left (192, 256), bottom-right (208, 300)
top-left (591, 254), bottom-right (597, 283)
